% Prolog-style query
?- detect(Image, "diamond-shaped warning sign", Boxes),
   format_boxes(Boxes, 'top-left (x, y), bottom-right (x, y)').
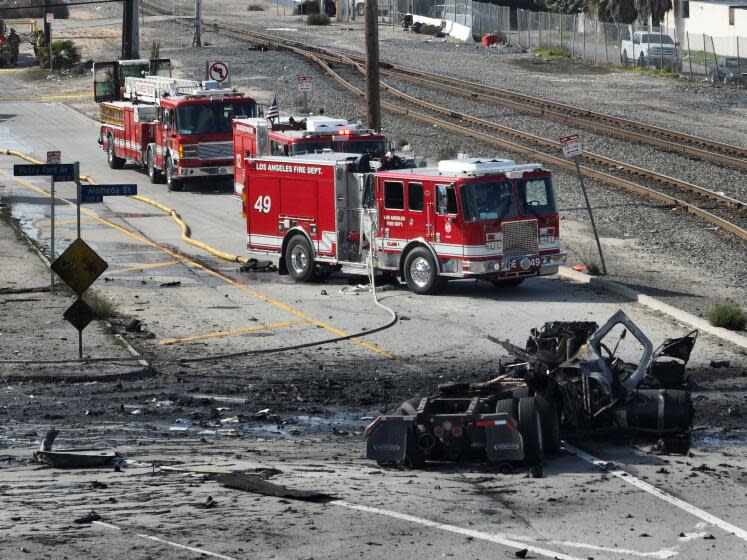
top-left (51, 239), bottom-right (108, 295)
top-left (63, 298), bottom-right (96, 332)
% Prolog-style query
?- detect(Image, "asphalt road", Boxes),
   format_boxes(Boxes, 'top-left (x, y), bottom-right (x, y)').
top-left (1, 97), bottom-right (747, 559)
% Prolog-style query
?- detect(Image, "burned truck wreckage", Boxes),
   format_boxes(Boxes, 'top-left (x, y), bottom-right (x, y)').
top-left (367, 311), bottom-right (697, 470)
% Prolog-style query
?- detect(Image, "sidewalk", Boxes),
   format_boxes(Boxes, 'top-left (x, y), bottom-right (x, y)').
top-left (0, 214), bottom-right (148, 382)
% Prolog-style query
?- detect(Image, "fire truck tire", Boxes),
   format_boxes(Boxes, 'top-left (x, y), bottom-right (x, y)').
top-left (165, 158), bottom-right (183, 192)
top-left (517, 397), bottom-right (544, 466)
top-left (495, 398), bottom-right (517, 420)
top-left (286, 235), bottom-right (316, 282)
top-left (107, 135), bottom-right (125, 169)
top-left (403, 247), bottom-right (444, 295)
top-left (535, 392), bottom-right (561, 455)
top-left (147, 149), bottom-right (163, 184)
top-left (512, 386), bottom-right (531, 400)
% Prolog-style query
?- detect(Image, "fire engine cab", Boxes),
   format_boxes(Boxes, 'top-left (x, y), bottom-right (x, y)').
top-left (242, 153), bottom-right (566, 294)
top-left (97, 75), bottom-right (257, 191)
top-left (233, 115), bottom-right (387, 199)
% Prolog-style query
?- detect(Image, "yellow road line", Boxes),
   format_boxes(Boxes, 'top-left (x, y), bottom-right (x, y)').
top-left (109, 260), bottom-right (179, 274)
top-left (0, 169), bottom-right (394, 359)
top-left (0, 92), bottom-right (90, 101)
top-left (159, 321), bottom-right (298, 346)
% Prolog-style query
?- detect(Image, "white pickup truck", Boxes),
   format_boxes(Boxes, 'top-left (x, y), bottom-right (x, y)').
top-left (621, 31), bottom-right (678, 69)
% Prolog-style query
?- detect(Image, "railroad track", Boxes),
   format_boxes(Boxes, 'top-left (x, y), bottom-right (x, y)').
top-left (141, 2), bottom-right (747, 242)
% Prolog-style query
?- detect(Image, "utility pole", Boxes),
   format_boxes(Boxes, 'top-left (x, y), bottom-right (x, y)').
top-left (364, 0), bottom-right (381, 131)
top-left (192, 0), bottom-right (202, 47)
top-left (122, 0), bottom-right (139, 58)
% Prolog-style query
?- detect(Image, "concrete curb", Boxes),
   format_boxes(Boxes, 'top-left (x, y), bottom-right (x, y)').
top-left (557, 266), bottom-right (747, 350)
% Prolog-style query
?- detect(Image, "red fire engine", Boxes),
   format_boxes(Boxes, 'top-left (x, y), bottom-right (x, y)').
top-left (242, 153), bottom-right (566, 294)
top-left (233, 116), bottom-right (388, 199)
top-left (97, 75), bottom-right (257, 191)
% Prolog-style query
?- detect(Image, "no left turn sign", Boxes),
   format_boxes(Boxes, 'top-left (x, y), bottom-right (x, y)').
top-left (207, 61), bottom-right (230, 84)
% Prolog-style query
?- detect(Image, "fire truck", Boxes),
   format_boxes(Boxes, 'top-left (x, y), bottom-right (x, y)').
top-left (242, 153), bottom-right (566, 293)
top-left (97, 75), bottom-right (257, 191)
top-left (233, 115), bottom-right (388, 199)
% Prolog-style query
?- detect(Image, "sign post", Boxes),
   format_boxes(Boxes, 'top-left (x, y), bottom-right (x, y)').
top-left (46, 12), bottom-right (54, 73)
top-left (560, 134), bottom-right (607, 275)
top-left (46, 151), bottom-right (61, 293)
top-left (296, 75), bottom-right (313, 115)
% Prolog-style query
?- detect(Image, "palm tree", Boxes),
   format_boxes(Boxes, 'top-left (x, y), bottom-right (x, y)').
top-left (606, 0), bottom-right (638, 23)
top-left (635, 0), bottom-right (673, 23)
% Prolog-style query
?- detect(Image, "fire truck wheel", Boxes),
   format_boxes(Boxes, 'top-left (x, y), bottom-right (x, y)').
top-left (403, 247), bottom-right (444, 295)
top-left (512, 386), bottom-right (531, 400)
top-left (535, 392), bottom-right (561, 455)
top-left (107, 135), bottom-right (125, 170)
top-left (517, 397), bottom-right (544, 466)
top-left (165, 158), bottom-right (182, 192)
top-left (286, 235), bottom-right (316, 282)
top-left (147, 149), bottom-right (163, 184)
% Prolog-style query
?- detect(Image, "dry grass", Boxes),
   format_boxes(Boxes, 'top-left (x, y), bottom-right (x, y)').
top-left (83, 290), bottom-right (117, 320)
top-left (707, 303), bottom-right (746, 331)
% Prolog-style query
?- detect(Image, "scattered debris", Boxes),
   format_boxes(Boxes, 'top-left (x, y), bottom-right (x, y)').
top-left (710, 360), bottom-right (731, 368)
top-left (73, 511), bottom-right (101, 524)
top-left (125, 319), bottom-right (142, 332)
top-left (514, 549), bottom-right (528, 558)
top-left (238, 258), bottom-right (276, 272)
top-left (0, 286), bottom-right (51, 294)
top-left (213, 473), bottom-right (333, 502)
top-left (159, 281), bottom-right (181, 288)
top-left (33, 427), bottom-right (119, 468)
top-left (194, 496), bottom-right (217, 509)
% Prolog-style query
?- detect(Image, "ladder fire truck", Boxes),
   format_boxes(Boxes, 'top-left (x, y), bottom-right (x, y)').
top-left (241, 153), bottom-right (566, 294)
top-left (97, 75), bottom-right (257, 191)
top-left (233, 115), bottom-right (388, 199)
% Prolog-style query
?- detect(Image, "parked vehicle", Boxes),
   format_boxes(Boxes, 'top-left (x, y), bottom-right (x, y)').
top-left (241, 154), bottom-right (566, 293)
top-left (620, 31), bottom-right (678, 69)
top-left (355, 0), bottom-right (389, 16)
top-left (710, 57), bottom-right (746, 84)
top-left (96, 74), bottom-right (256, 191)
top-left (233, 115), bottom-right (388, 200)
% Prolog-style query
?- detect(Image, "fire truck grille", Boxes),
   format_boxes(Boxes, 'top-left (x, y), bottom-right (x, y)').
top-left (502, 220), bottom-right (538, 257)
top-left (197, 141), bottom-right (233, 161)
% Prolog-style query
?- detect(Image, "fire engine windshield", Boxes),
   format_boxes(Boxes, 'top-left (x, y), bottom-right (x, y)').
top-left (176, 101), bottom-right (258, 135)
top-left (460, 181), bottom-right (517, 222)
top-left (336, 139), bottom-right (387, 155)
top-left (289, 141), bottom-right (332, 155)
top-left (517, 177), bottom-right (557, 216)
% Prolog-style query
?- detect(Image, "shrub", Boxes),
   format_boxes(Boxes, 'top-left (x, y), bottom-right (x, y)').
top-left (246, 3), bottom-right (265, 10)
top-left (396, 136), bottom-right (409, 149)
top-left (39, 39), bottom-right (81, 69)
top-left (307, 13), bottom-right (330, 25)
top-left (150, 41), bottom-right (161, 60)
top-left (83, 290), bottom-right (117, 320)
top-left (569, 241), bottom-right (603, 275)
top-left (707, 303), bottom-right (746, 331)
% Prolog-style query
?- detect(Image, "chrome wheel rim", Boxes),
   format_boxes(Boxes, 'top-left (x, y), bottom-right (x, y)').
top-left (409, 256), bottom-right (432, 288)
top-left (291, 244), bottom-right (309, 274)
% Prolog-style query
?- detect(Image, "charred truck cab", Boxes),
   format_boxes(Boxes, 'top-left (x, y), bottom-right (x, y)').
top-left (242, 153), bottom-right (566, 293)
top-left (97, 75), bottom-right (257, 191)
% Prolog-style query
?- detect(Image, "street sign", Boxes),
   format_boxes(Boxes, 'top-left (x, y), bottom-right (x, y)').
top-left (80, 184), bottom-right (136, 203)
top-left (207, 61), bottom-right (229, 83)
top-left (14, 163), bottom-right (76, 182)
top-left (51, 238), bottom-right (108, 296)
top-left (63, 298), bottom-right (96, 332)
top-left (46, 12), bottom-right (54, 22)
top-left (46, 151), bottom-right (61, 164)
top-left (296, 75), bottom-right (313, 92)
top-left (560, 134), bottom-right (583, 159)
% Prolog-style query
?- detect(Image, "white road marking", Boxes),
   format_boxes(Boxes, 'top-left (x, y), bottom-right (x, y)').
top-left (92, 521), bottom-right (237, 559)
top-left (507, 534), bottom-right (677, 558)
top-left (334, 500), bottom-right (585, 560)
top-left (565, 443), bottom-right (747, 543)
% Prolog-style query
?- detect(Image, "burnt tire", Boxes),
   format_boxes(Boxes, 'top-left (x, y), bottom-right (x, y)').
top-left (535, 392), bottom-right (561, 455)
top-left (512, 386), bottom-right (531, 400)
top-left (495, 398), bottom-right (517, 420)
top-left (285, 235), bottom-right (316, 282)
top-left (403, 246), bottom-right (444, 295)
top-left (398, 397), bottom-right (421, 416)
top-left (517, 397), bottom-right (544, 466)
top-left (107, 135), bottom-right (125, 169)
